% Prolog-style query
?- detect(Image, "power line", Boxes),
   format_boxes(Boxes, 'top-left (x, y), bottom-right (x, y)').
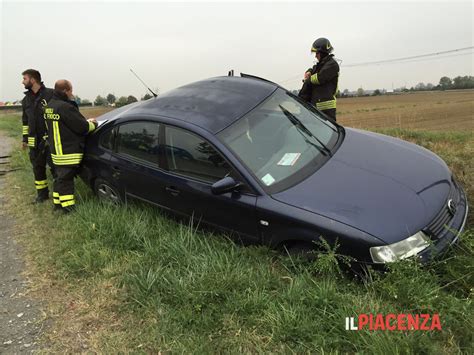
top-left (277, 46), bottom-right (474, 86)
top-left (362, 51), bottom-right (474, 66)
top-left (343, 46), bottom-right (473, 67)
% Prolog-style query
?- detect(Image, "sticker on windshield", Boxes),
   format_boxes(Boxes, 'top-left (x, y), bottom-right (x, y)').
top-left (261, 173), bottom-right (276, 186)
top-left (277, 153), bottom-right (301, 166)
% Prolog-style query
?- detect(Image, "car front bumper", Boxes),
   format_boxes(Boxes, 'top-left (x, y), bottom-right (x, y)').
top-left (418, 182), bottom-right (469, 263)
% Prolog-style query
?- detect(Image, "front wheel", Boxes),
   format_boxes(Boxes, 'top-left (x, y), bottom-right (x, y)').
top-left (94, 178), bottom-right (122, 205)
top-left (284, 242), bottom-right (317, 261)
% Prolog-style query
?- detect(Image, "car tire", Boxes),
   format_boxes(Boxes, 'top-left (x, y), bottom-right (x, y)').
top-left (285, 242), bottom-right (317, 261)
top-left (94, 178), bottom-right (122, 205)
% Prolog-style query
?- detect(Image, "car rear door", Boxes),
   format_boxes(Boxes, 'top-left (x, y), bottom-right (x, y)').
top-left (109, 120), bottom-right (170, 208)
top-left (159, 124), bottom-right (259, 243)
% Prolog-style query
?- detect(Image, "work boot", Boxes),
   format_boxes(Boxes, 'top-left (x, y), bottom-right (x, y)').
top-left (61, 205), bottom-right (76, 214)
top-left (53, 204), bottom-right (62, 212)
top-left (33, 189), bottom-right (49, 204)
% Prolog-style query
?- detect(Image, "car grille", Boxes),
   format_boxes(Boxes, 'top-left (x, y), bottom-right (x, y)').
top-left (424, 179), bottom-right (460, 239)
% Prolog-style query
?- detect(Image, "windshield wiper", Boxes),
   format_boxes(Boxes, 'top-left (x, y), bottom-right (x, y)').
top-left (280, 110), bottom-right (328, 157)
top-left (279, 105), bottom-right (332, 156)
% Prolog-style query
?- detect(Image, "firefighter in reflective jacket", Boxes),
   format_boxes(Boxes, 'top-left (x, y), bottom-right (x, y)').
top-left (21, 69), bottom-right (55, 202)
top-left (299, 38), bottom-right (339, 121)
top-left (44, 80), bottom-right (97, 212)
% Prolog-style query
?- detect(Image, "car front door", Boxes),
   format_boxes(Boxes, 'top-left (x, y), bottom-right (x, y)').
top-left (159, 125), bottom-right (259, 243)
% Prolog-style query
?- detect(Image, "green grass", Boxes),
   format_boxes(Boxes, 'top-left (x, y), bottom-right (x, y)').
top-left (1, 114), bottom-right (473, 353)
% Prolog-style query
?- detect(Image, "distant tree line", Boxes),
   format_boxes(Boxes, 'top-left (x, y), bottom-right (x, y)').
top-left (397, 75), bottom-right (474, 93)
top-left (92, 92), bottom-right (154, 107)
top-left (86, 75), bottom-right (474, 105)
top-left (336, 75), bottom-right (474, 98)
top-left (4, 89), bottom-right (157, 107)
top-left (437, 75), bottom-right (474, 90)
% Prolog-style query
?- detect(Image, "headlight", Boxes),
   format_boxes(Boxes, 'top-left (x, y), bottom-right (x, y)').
top-left (370, 231), bottom-right (430, 263)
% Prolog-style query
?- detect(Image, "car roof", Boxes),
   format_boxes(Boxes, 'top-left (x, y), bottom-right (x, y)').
top-left (97, 76), bottom-right (278, 134)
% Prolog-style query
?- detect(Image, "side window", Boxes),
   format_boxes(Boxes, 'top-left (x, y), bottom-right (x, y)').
top-left (164, 126), bottom-right (232, 183)
top-left (99, 127), bottom-right (115, 151)
top-left (116, 121), bottom-right (160, 164)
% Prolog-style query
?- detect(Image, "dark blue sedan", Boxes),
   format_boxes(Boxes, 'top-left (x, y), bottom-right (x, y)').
top-left (80, 75), bottom-right (469, 265)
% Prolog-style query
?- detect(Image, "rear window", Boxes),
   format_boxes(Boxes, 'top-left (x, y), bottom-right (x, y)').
top-left (116, 121), bottom-right (160, 164)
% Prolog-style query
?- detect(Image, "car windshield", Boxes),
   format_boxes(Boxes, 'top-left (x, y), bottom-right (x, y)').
top-left (218, 89), bottom-right (340, 192)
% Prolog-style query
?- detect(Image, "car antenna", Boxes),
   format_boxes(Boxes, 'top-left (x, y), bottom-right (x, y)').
top-left (129, 68), bottom-right (158, 98)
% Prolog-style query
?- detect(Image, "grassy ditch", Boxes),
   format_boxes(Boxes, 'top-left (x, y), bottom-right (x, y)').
top-left (0, 113), bottom-right (472, 353)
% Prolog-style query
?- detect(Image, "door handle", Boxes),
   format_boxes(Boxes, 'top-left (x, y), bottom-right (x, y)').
top-left (165, 186), bottom-right (180, 196)
top-left (111, 165), bottom-right (121, 178)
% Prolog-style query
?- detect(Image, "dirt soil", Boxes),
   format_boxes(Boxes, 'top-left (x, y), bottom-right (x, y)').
top-left (0, 133), bottom-right (48, 353)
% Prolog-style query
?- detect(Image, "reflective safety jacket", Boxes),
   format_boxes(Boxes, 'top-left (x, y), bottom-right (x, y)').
top-left (21, 83), bottom-right (54, 148)
top-left (43, 92), bottom-right (97, 166)
top-left (301, 54), bottom-right (339, 111)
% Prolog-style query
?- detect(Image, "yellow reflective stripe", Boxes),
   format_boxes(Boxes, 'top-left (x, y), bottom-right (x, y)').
top-left (34, 179), bottom-right (48, 190)
top-left (52, 157), bottom-right (83, 161)
top-left (53, 163), bottom-right (81, 166)
top-left (317, 103), bottom-right (335, 109)
top-left (310, 73), bottom-right (320, 85)
top-left (52, 153), bottom-right (84, 158)
top-left (53, 158), bottom-right (82, 163)
top-left (52, 121), bottom-right (63, 155)
top-left (22, 126), bottom-right (28, 134)
top-left (59, 194), bottom-right (74, 201)
top-left (28, 136), bottom-right (36, 147)
top-left (52, 161), bottom-right (82, 166)
top-left (61, 200), bottom-right (75, 207)
top-left (88, 121), bottom-right (95, 133)
top-left (317, 105), bottom-right (336, 110)
top-left (52, 161), bottom-right (82, 165)
top-left (324, 101), bottom-right (336, 108)
top-left (51, 153), bottom-right (84, 165)
top-left (53, 192), bottom-right (59, 197)
top-left (316, 100), bottom-right (337, 110)
top-left (53, 199), bottom-right (61, 205)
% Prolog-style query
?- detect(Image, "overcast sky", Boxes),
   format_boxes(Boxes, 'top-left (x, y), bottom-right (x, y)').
top-left (1, 0), bottom-right (473, 101)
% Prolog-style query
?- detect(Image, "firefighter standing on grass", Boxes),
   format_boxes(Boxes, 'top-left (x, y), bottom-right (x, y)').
top-left (299, 38), bottom-right (340, 121)
top-left (44, 80), bottom-right (97, 213)
top-left (21, 69), bottom-right (55, 202)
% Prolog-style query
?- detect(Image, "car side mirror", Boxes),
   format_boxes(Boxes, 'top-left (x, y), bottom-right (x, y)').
top-left (211, 176), bottom-right (242, 195)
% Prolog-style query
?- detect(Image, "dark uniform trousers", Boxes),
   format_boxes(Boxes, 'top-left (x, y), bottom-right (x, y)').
top-left (321, 108), bottom-right (336, 121)
top-left (53, 166), bottom-right (77, 208)
top-left (28, 139), bottom-right (56, 198)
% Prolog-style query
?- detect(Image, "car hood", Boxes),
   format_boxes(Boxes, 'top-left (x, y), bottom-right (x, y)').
top-left (272, 128), bottom-right (452, 244)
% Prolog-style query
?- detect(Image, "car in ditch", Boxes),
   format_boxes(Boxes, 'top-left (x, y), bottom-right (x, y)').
top-left (80, 74), bottom-right (469, 265)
